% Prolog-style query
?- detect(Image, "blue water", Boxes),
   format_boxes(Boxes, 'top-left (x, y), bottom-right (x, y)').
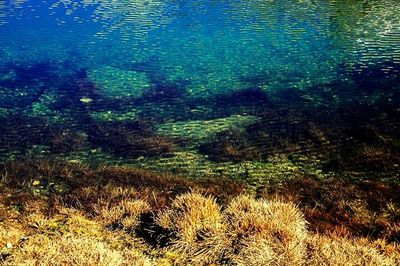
top-left (0, 1), bottom-right (399, 180)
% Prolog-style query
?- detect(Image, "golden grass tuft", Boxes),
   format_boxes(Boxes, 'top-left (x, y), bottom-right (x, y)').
top-left (307, 234), bottom-right (397, 266)
top-left (156, 193), bottom-right (307, 265)
top-left (155, 193), bottom-right (400, 265)
top-left (5, 234), bottom-right (152, 266)
top-left (64, 212), bottom-right (104, 238)
top-left (223, 195), bottom-right (307, 265)
top-left (156, 192), bottom-right (225, 265)
top-left (228, 238), bottom-right (276, 266)
top-left (95, 199), bottom-right (151, 232)
top-left (0, 223), bottom-right (26, 261)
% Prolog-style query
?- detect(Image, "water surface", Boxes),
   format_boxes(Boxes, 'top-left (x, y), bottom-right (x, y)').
top-left (1, 0), bottom-right (399, 185)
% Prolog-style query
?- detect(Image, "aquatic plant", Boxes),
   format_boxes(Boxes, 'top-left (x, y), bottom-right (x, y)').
top-left (156, 115), bottom-right (260, 147)
top-left (0, 115), bottom-right (56, 155)
top-left (50, 130), bottom-right (88, 154)
top-left (30, 90), bottom-right (68, 123)
top-left (89, 110), bottom-right (140, 122)
top-left (0, 158), bottom-right (245, 213)
top-left (87, 121), bottom-right (177, 158)
top-left (131, 150), bottom-right (323, 190)
top-left (198, 130), bottom-right (262, 163)
top-left (0, 63), bottom-right (51, 109)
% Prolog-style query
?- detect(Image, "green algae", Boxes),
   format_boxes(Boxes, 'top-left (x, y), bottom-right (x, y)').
top-left (30, 91), bottom-right (69, 123)
top-left (0, 107), bottom-right (12, 118)
top-left (131, 150), bottom-right (327, 190)
top-left (156, 115), bottom-right (260, 146)
top-left (87, 66), bottom-right (151, 99)
top-left (0, 84), bottom-right (42, 109)
top-left (89, 110), bottom-right (139, 122)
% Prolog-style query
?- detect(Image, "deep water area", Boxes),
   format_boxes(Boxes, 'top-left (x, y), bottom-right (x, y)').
top-left (0, 0), bottom-right (400, 185)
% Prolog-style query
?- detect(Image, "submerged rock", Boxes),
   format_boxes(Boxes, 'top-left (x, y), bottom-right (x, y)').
top-left (87, 66), bottom-right (151, 99)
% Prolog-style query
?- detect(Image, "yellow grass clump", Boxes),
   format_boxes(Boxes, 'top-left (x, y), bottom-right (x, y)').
top-left (155, 192), bottom-right (400, 265)
top-left (95, 199), bottom-right (151, 231)
top-left (2, 178), bottom-right (400, 266)
top-left (156, 192), bottom-right (226, 265)
top-left (223, 195), bottom-right (307, 265)
top-left (307, 234), bottom-right (398, 266)
top-left (5, 234), bottom-right (152, 266)
top-left (156, 193), bottom-right (307, 265)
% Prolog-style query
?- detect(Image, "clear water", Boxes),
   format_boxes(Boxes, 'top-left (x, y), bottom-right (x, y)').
top-left (1, 1), bottom-right (399, 184)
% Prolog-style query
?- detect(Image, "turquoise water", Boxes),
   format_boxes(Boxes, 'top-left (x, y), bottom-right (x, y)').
top-left (0, 1), bottom-right (399, 183)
